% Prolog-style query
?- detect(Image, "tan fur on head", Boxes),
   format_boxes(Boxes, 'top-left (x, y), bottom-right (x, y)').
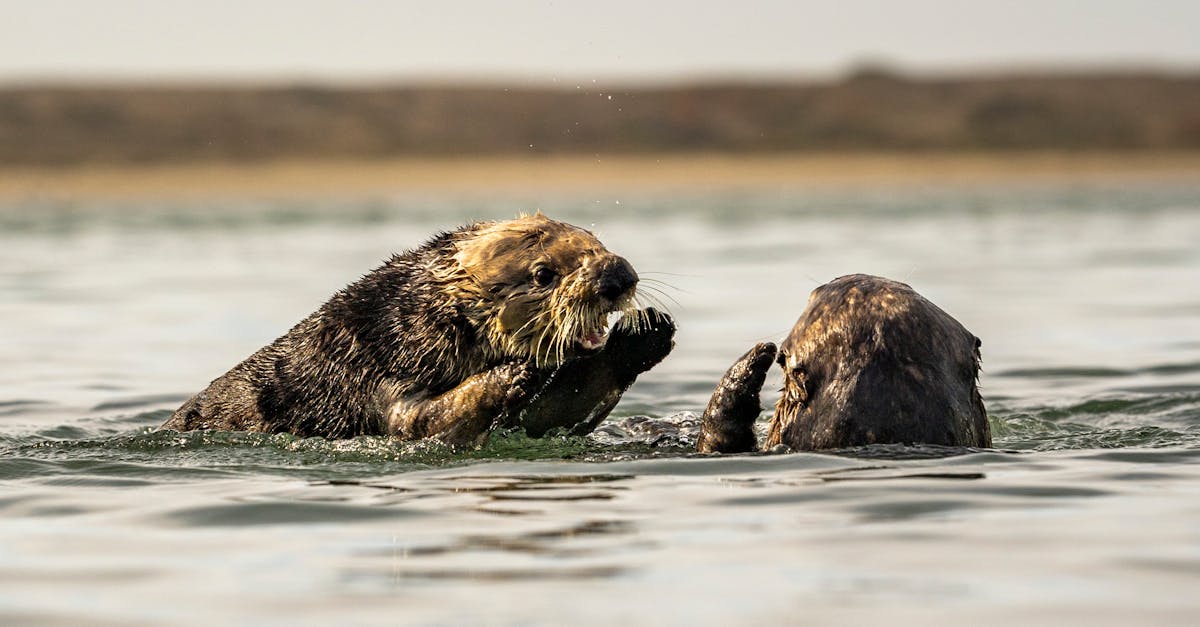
top-left (438, 214), bottom-right (640, 367)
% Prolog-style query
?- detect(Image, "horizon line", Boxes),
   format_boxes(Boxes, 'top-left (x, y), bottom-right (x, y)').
top-left (2, 59), bottom-right (1198, 89)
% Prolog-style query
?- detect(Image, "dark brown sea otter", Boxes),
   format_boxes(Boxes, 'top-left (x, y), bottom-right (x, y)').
top-left (162, 214), bottom-right (675, 446)
top-left (697, 274), bottom-right (989, 453)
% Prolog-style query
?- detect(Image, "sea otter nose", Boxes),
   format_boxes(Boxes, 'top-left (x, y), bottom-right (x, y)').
top-left (596, 256), bottom-right (638, 301)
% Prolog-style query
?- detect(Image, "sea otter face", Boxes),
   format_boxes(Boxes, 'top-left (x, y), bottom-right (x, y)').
top-left (452, 214), bottom-right (640, 365)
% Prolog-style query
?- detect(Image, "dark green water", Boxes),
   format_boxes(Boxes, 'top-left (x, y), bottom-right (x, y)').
top-left (2, 181), bottom-right (1199, 625)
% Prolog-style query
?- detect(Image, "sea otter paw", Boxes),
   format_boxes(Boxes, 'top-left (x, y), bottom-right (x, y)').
top-left (607, 307), bottom-right (677, 380)
top-left (696, 342), bottom-right (777, 454)
top-left (500, 361), bottom-right (549, 414)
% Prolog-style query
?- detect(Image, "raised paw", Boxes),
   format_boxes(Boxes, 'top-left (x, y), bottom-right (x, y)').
top-left (606, 307), bottom-right (677, 382)
top-left (696, 342), bottom-right (777, 454)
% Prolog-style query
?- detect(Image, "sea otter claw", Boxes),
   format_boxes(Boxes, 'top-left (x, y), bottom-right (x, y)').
top-left (501, 362), bottom-right (547, 413)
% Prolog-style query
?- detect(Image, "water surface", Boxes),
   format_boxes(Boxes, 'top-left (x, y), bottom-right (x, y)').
top-left (2, 181), bottom-right (1199, 625)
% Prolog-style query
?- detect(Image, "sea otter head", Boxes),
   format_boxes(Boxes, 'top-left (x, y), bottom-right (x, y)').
top-left (447, 214), bottom-right (640, 366)
top-left (770, 274), bottom-right (988, 449)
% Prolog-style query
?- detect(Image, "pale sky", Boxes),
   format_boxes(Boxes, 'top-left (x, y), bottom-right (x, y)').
top-left (3, 0), bottom-right (1199, 84)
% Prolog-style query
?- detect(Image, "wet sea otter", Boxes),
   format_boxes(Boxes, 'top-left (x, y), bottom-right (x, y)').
top-left (697, 274), bottom-right (990, 453)
top-left (162, 214), bottom-right (675, 446)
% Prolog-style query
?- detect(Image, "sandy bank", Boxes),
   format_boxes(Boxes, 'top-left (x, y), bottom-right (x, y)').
top-left (3, 152), bottom-right (1199, 201)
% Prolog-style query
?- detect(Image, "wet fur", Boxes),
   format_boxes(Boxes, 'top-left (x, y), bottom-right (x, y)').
top-left (163, 215), bottom-right (671, 444)
top-left (516, 308), bottom-right (676, 438)
top-left (698, 274), bottom-right (990, 453)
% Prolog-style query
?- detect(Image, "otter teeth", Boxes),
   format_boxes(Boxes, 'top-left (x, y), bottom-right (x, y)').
top-left (578, 327), bottom-right (609, 351)
top-left (577, 313), bottom-right (623, 351)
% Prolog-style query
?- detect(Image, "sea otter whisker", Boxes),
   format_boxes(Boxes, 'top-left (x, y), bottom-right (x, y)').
top-left (544, 301), bottom-right (572, 366)
top-left (515, 307), bottom-right (554, 350)
top-left (542, 324), bottom-right (560, 366)
top-left (551, 323), bottom-right (568, 365)
top-left (636, 282), bottom-right (682, 310)
top-left (613, 306), bottom-right (647, 335)
top-left (633, 292), bottom-right (670, 317)
top-left (640, 270), bottom-right (696, 279)
top-left (639, 276), bottom-right (682, 291)
top-left (527, 309), bottom-right (562, 367)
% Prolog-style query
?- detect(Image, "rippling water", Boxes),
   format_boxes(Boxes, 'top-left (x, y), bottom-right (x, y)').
top-left (3, 180), bottom-right (1200, 625)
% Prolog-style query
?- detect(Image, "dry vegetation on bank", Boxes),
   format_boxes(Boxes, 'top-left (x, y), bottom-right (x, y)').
top-left (3, 71), bottom-right (1199, 167)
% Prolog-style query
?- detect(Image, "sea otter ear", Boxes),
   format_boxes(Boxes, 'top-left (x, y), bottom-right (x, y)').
top-left (970, 335), bottom-right (983, 379)
top-left (793, 368), bottom-right (816, 406)
top-left (777, 351), bottom-right (815, 406)
top-left (777, 349), bottom-right (806, 378)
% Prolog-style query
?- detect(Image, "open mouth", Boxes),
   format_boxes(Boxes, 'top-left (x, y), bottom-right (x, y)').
top-left (575, 312), bottom-right (623, 352)
top-left (577, 328), bottom-right (608, 351)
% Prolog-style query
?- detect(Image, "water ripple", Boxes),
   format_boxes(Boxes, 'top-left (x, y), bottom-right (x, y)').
top-left (161, 501), bottom-right (422, 527)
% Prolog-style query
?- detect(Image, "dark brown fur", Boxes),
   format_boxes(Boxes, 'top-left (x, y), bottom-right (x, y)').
top-left (515, 308), bottom-right (676, 438)
top-left (162, 215), bottom-right (674, 445)
top-left (698, 274), bottom-right (990, 453)
top-left (696, 342), bottom-right (777, 454)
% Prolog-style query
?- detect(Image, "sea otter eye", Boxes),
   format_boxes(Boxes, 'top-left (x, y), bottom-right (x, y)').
top-left (532, 267), bottom-right (557, 287)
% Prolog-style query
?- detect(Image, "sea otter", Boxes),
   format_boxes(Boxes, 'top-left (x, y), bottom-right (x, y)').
top-left (162, 214), bottom-right (675, 446)
top-left (697, 274), bottom-right (990, 453)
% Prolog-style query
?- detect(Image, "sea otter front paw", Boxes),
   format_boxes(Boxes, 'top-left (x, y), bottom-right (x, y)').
top-left (389, 362), bottom-right (546, 444)
top-left (606, 307), bottom-right (676, 384)
top-left (696, 342), bottom-right (777, 454)
top-left (499, 361), bottom-right (549, 413)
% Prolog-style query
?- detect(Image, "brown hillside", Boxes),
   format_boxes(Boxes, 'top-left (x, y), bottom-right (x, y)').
top-left (2, 72), bottom-right (1199, 166)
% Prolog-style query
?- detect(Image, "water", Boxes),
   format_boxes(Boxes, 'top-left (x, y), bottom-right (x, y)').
top-left (2, 180), bottom-right (1200, 625)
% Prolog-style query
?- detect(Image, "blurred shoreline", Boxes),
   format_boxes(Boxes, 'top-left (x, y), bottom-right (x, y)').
top-left (3, 151), bottom-right (1199, 201)
top-left (5, 71), bottom-right (1199, 200)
